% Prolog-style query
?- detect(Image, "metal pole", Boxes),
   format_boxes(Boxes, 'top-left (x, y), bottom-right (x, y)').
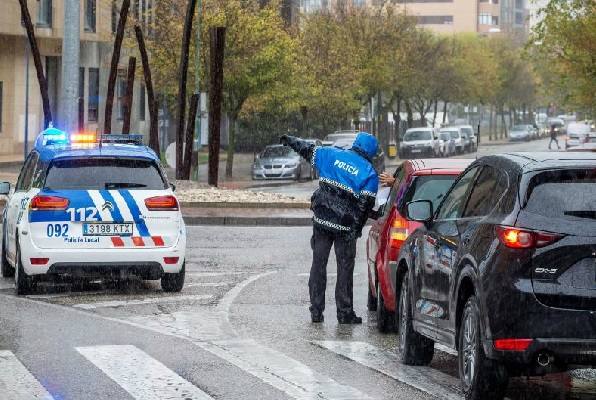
top-left (24, 43), bottom-right (30, 159)
top-left (60, 0), bottom-right (80, 133)
top-left (192, 0), bottom-right (202, 181)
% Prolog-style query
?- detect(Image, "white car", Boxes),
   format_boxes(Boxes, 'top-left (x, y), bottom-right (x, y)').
top-left (0, 128), bottom-right (186, 295)
top-left (565, 122), bottom-right (592, 149)
top-left (399, 128), bottom-right (441, 159)
top-left (440, 128), bottom-right (465, 154)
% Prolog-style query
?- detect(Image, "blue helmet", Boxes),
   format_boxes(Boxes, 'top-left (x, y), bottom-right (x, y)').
top-left (351, 132), bottom-right (378, 160)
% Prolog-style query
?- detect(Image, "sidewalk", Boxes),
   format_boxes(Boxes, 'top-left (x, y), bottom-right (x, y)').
top-left (182, 206), bottom-right (312, 226)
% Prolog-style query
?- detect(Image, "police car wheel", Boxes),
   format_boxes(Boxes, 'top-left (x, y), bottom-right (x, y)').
top-left (161, 262), bottom-right (185, 292)
top-left (14, 243), bottom-right (34, 295)
top-left (1, 227), bottom-right (15, 278)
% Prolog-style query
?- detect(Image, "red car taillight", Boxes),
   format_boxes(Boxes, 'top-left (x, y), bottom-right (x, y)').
top-left (30, 258), bottom-right (49, 265)
top-left (144, 195), bottom-right (179, 211)
top-left (30, 195), bottom-right (69, 210)
top-left (495, 226), bottom-right (563, 249)
top-left (389, 216), bottom-right (409, 249)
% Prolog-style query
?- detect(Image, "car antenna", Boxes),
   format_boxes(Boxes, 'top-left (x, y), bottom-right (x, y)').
top-left (99, 130), bottom-right (103, 150)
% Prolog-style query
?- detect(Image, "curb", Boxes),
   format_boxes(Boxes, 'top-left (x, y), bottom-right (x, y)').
top-left (183, 216), bottom-right (312, 227)
top-left (179, 201), bottom-right (310, 209)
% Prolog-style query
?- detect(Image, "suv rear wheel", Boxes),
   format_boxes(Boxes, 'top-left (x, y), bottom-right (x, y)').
top-left (1, 225), bottom-right (15, 278)
top-left (14, 243), bottom-right (34, 295)
top-left (459, 296), bottom-right (508, 400)
top-left (376, 283), bottom-right (396, 333)
top-left (161, 262), bottom-right (185, 292)
top-left (397, 273), bottom-right (434, 365)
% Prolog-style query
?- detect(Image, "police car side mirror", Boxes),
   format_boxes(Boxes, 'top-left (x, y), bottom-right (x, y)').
top-left (170, 183), bottom-right (176, 192)
top-left (0, 182), bottom-right (10, 196)
top-left (406, 200), bottom-right (433, 224)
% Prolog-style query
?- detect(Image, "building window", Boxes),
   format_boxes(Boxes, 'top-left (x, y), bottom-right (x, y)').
top-left (37, 0), bottom-right (52, 27)
top-left (116, 70), bottom-right (126, 120)
top-left (85, 0), bottom-right (96, 32)
top-left (0, 82), bottom-right (3, 133)
top-left (88, 68), bottom-right (99, 122)
top-left (416, 15), bottom-right (453, 25)
top-left (515, 0), bottom-right (524, 9)
top-left (478, 13), bottom-right (490, 25)
top-left (492, 15), bottom-right (499, 25)
top-left (78, 67), bottom-right (85, 123)
top-left (139, 84), bottom-right (146, 121)
top-left (515, 11), bottom-right (524, 25)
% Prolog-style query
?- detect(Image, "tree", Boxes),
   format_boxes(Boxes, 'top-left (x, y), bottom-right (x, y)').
top-left (532, 0), bottom-right (596, 115)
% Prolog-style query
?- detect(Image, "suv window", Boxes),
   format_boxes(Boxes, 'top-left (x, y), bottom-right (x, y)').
top-left (463, 166), bottom-right (507, 218)
top-left (44, 158), bottom-right (167, 190)
top-left (16, 152), bottom-right (39, 191)
top-left (524, 169), bottom-right (596, 221)
top-left (380, 167), bottom-right (405, 216)
top-left (435, 166), bottom-right (480, 220)
top-left (402, 175), bottom-right (458, 215)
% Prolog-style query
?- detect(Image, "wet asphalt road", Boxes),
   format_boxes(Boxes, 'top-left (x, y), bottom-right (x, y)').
top-left (1, 226), bottom-right (595, 400)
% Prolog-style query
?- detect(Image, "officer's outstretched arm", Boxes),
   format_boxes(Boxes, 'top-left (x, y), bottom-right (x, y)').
top-left (352, 173), bottom-right (379, 236)
top-left (280, 135), bottom-right (315, 162)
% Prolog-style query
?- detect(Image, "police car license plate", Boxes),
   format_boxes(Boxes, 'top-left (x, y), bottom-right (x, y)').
top-left (83, 223), bottom-right (133, 236)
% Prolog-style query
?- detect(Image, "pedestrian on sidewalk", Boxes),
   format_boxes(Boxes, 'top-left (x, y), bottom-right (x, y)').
top-left (280, 133), bottom-right (379, 324)
top-left (549, 124), bottom-right (560, 150)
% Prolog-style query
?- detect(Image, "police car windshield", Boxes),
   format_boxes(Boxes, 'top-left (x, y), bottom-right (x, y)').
top-left (44, 158), bottom-right (167, 190)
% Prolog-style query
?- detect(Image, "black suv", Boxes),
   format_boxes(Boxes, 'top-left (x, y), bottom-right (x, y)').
top-left (395, 153), bottom-right (596, 400)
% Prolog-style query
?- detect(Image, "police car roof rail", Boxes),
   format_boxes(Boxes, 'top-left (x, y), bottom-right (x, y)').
top-left (99, 134), bottom-right (144, 145)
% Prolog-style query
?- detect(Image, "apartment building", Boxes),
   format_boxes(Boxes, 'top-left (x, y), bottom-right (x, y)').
top-left (299, 0), bottom-right (529, 35)
top-left (0, 0), bottom-right (151, 157)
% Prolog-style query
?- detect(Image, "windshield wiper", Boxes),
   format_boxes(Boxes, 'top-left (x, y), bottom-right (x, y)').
top-left (105, 182), bottom-right (147, 189)
top-left (564, 211), bottom-right (596, 220)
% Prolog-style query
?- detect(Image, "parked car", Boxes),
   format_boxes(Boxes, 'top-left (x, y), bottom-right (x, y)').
top-left (324, 132), bottom-right (386, 173)
top-left (565, 122), bottom-right (591, 150)
top-left (458, 125), bottom-right (477, 152)
top-left (366, 158), bottom-right (473, 332)
top-left (566, 132), bottom-right (596, 152)
top-left (508, 125), bottom-right (532, 141)
top-left (440, 128), bottom-right (465, 154)
top-left (397, 152), bottom-right (596, 400)
top-left (252, 144), bottom-right (312, 181)
top-left (438, 132), bottom-right (456, 157)
top-left (399, 128), bottom-right (441, 159)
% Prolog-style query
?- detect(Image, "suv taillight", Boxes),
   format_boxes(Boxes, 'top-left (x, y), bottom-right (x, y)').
top-left (495, 226), bottom-right (563, 249)
top-left (389, 216), bottom-right (409, 249)
top-left (144, 195), bottom-right (179, 211)
top-left (30, 195), bottom-right (69, 210)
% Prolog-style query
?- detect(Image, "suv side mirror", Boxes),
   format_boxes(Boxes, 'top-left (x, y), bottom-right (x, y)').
top-left (0, 182), bottom-right (10, 196)
top-left (170, 183), bottom-right (176, 192)
top-left (406, 200), bottom-right (433, 223)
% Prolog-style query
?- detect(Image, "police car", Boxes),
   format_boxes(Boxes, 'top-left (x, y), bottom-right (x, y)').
top-left (0, 128), bottom-right (186, 295)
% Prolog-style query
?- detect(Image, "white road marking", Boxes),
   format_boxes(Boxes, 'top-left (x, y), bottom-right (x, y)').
top-left (315, 341), bottom-right (462, 400)
top-left (185, 282), bottom-right (232, 288)
top-left (76, 345), bottom-right (213, 400)
top-left (200, 339), bottom-right (373, 400)
top-left (72, 294), bottom-right (214, 309)
top-left (186, 271), bottom-right (250, 277)
top-left (296, 272), bottom-right (361, 277)
top-left (0, 350), bottom-right (54, 400)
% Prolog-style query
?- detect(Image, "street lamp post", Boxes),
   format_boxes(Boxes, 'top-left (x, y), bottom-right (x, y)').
top-left (192, 0), bottom-right (202, 181)
top-left (24, 43), bottom-right (29, 159)
top-left (60, 0), bottom-right (80, 133)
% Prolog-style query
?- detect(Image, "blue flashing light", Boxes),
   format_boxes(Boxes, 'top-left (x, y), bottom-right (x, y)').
top-left (34, 128), bottom-right (69, 150)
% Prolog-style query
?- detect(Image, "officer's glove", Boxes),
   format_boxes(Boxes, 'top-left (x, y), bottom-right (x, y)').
top-left (280, 135), bottom-right (289, 146)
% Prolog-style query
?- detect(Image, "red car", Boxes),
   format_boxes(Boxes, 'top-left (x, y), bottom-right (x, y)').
top-left (367, 158), bottom-right (473, 332)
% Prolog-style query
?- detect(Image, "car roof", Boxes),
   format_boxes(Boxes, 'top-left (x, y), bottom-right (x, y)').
top-left (406, 158), bottom-right (474, 174)
top-left (37, 143), bottom-right (159, 163)
top-left (482, 152), bottom-right (596, 172)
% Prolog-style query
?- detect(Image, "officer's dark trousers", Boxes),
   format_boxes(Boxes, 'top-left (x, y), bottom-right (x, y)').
top-left (309, 226), bottom-right (357, 318)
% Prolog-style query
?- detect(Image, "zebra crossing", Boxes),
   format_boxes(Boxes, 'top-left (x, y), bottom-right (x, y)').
top-left (0, 340), bottom-right (461, 400)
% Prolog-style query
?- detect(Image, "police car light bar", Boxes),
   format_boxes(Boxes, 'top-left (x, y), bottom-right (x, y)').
top-left (100, 134), bottom-right (144, 145)
top-left (36, 127), bottom-right (69, 147)
top-left (70, 132), bottom-right (97, 143)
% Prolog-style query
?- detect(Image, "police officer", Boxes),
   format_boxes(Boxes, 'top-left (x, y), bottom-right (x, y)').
top-left (280, 132), bottom-right (379, 324)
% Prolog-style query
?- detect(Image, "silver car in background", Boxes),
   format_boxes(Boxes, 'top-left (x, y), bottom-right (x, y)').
top-left (252, 144), bottom-right (314, 181)
top-left (438, 131), bottom-right (456, 157)
top-left (440, 127), bottom-right (465, 154)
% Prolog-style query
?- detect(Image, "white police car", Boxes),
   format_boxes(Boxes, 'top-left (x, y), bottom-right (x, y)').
top-left (0, 128), bottom-right (186, 295)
